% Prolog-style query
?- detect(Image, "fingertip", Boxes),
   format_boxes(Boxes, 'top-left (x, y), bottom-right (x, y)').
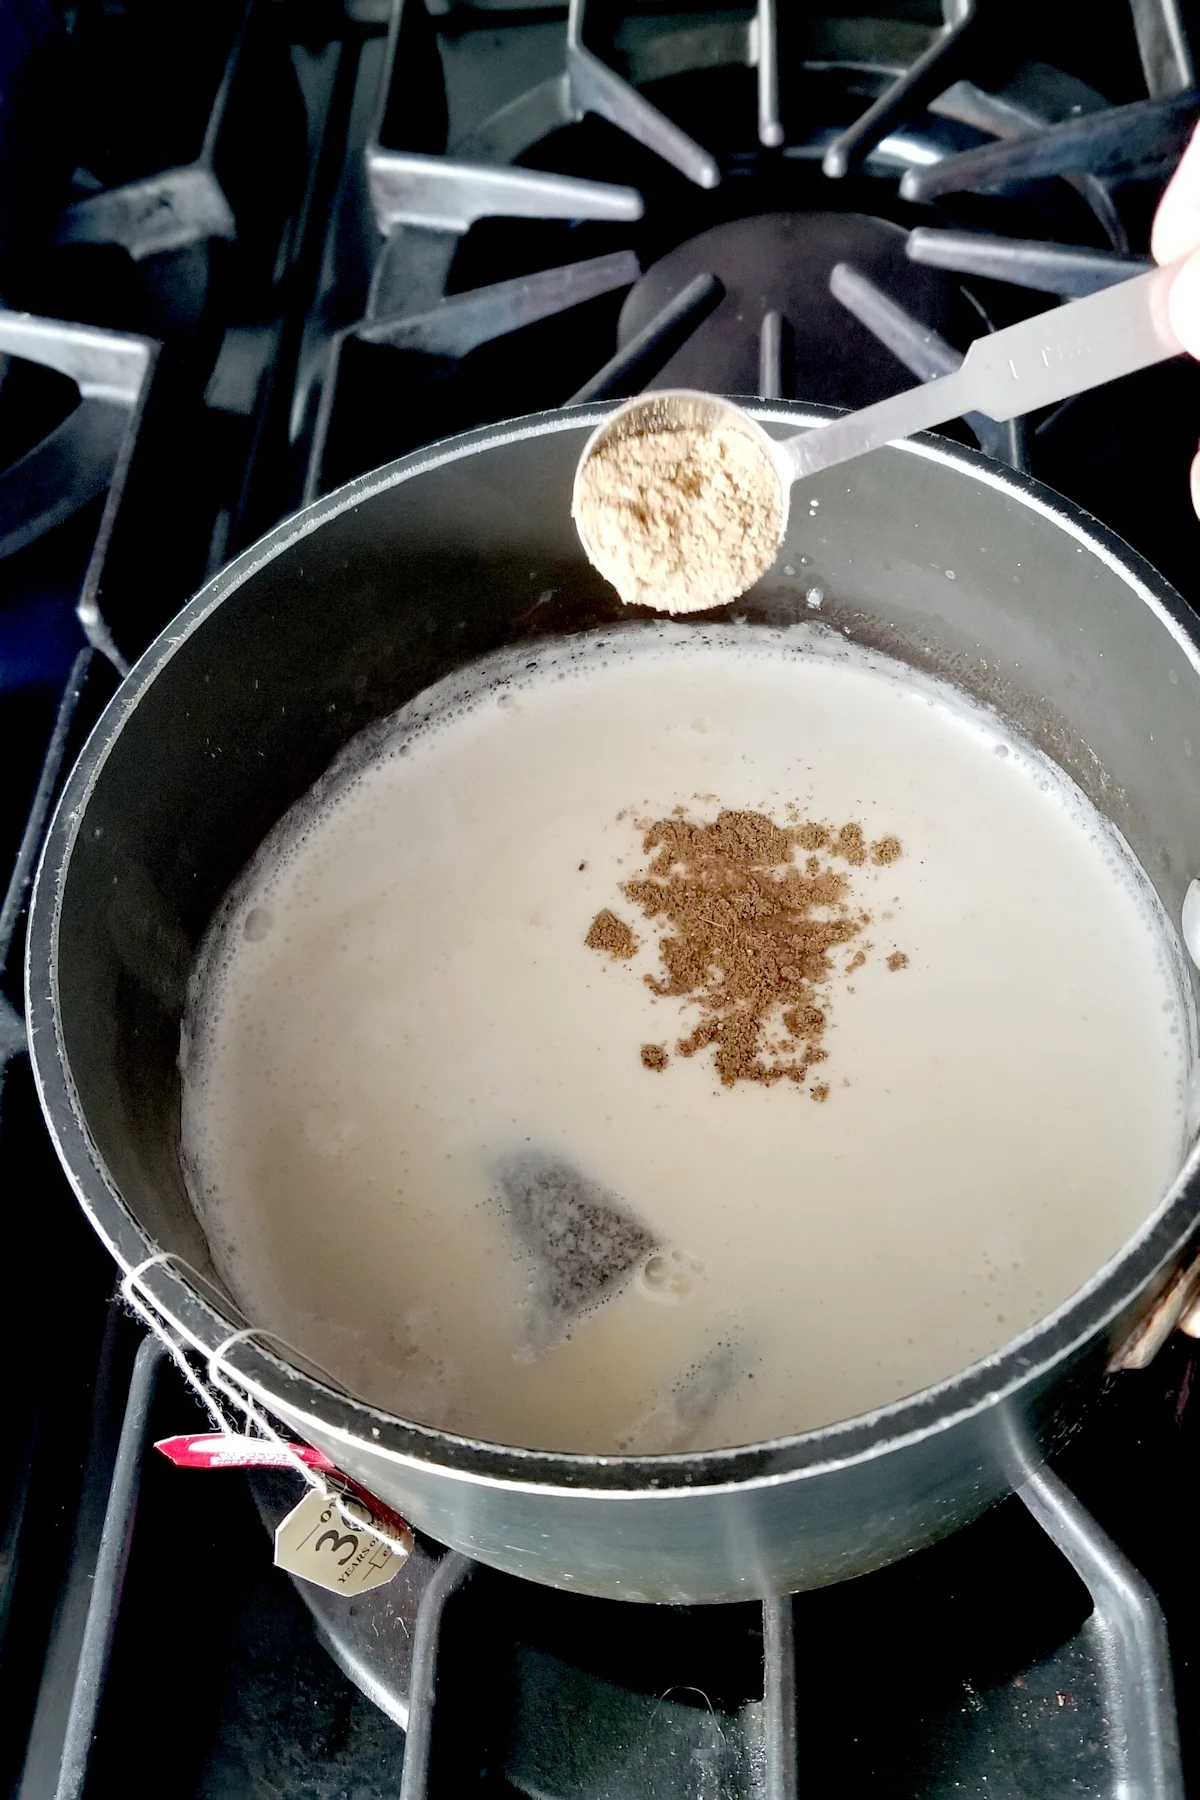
top-left (1190, 446), bottom-right (1200, 523)
top-left (1153, 122), bottom-right (1200, 265)
top-left (1167, 248), bottom-right (1200, 359)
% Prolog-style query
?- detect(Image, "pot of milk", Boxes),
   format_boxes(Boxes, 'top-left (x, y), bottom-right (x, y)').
top-left (26, 401), bottom-right (1200, 1603)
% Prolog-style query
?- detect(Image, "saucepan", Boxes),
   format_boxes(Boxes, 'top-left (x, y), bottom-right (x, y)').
top-left (25, 400), bottom-right (1200, 1604)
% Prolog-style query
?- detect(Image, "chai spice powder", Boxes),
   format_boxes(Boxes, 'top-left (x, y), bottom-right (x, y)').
top-left (574, 425), bottom-right (783, 614)
top-left (586, 809), bottom-right (904, 1094)
top-left (585, 908), bottom-right (638, 959)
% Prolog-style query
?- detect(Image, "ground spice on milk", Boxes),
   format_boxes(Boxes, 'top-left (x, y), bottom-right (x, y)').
top-left (574, 424), bottom-right (783, 613)
top-left (586, 810), bottom-right (904, 1094)
top-left (585, 908), bottom-right (638, 958)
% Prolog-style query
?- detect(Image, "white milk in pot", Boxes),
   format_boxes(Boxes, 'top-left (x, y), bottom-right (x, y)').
top-left (180, 625), bottom-right (1194, 1454)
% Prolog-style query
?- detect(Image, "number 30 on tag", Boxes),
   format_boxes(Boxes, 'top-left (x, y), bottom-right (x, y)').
top-left (274, 1479), bottom-right (414, 1596)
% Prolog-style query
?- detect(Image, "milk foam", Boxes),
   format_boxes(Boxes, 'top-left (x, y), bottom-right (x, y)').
top-left (180, 624), bottom-right (1195, 1453)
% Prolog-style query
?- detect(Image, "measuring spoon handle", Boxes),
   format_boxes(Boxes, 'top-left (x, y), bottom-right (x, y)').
top-left (775, 260), bottom-right (1183, 487)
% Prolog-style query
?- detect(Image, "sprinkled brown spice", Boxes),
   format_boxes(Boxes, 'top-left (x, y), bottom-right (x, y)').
top-left (641, 1044), bottom-right (669, 1071)
top-left (585, 807), bottom-right (902, 1091)
top-left (887, 951), bottom-right (909, 971)
top-left (811, 1083), bottom-right (831, 1103)
top-left (871, 836), bottom-right (902, 866)
top-left (834, 823), bottom-right (866, 865)
top-left (586, 909), bottom-right (638, 958)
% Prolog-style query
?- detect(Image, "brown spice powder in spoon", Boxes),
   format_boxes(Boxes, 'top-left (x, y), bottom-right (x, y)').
top-left (574, 425), bottom-right (784, 614)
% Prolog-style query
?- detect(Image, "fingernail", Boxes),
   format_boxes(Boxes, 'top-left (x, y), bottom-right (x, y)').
top-left (1167, 249), bottom-right (1200, 358)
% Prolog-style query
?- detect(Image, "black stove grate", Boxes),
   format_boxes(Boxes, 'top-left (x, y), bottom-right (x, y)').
top-left (6, 1314), bottom-right (1192, 1800)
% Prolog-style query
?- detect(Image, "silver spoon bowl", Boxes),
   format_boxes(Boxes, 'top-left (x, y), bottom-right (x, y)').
top-left (571, 389), bottom-right (789, 615)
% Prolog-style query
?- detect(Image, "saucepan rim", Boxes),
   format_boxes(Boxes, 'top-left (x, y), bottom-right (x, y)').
top-left (25, 398), bottom-right (1200, 1497)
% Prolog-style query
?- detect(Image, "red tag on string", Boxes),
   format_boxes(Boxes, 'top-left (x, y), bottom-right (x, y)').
top-left (154, 1432), bottom-right (336, 1472)
top-left (156, 1433), bottom-right (414, 1592)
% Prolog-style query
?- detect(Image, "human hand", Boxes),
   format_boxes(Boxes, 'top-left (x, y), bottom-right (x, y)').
top-left (1153, 123), bottom-right (1200, 515)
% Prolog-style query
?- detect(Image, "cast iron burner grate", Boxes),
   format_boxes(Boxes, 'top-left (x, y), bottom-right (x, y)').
top-left (293, 0), bottom-right (1200, 598)
top-left (11, 1324), bottom-right (1189, 1800)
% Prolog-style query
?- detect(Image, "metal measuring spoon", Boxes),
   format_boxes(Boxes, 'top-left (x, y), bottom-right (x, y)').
top-left (573, 261), bottom-right (1183, 613)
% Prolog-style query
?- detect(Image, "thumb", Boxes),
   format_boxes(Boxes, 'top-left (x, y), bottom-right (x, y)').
top-left (1166, 245), bottom-right (1200, 359)
top-left (1153, 121), bottom-right (1200, 265)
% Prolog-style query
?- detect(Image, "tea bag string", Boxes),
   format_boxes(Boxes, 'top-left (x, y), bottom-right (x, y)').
top-left (121, 1251), bottom-right (238, 1437)
top-left (121, 1252), bottom-right (408, 1552)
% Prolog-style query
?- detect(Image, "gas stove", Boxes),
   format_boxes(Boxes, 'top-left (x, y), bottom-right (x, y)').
top-left (3, 3), bottom-right (1200, 1797)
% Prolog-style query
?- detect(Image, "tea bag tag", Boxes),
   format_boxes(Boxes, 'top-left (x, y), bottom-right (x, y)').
top-left (274, 1476), bottom-right (414, 1595)
top-left (156, 1432), bottom-right (335, 1471)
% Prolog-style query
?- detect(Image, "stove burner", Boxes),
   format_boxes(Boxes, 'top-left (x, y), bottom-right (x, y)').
top-left (616, 213), bottom-right (963, 405)
top-left (244, 1446), bottom-right (1182, 1800)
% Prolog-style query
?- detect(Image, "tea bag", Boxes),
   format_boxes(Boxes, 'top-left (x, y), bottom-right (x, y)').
top-left (617, 1341), bottom-right (745, 1454)
top-left (496, 1153), bottom-right (656, 1346)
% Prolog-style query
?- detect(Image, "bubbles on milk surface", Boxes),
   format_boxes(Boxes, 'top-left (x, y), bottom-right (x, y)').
top-left (243, 906), bottom-right (272, 942)
top-left (179, 622), bottom-right (1195, 1454)
top-left (640, 1247), bottom-right (706, 1302)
